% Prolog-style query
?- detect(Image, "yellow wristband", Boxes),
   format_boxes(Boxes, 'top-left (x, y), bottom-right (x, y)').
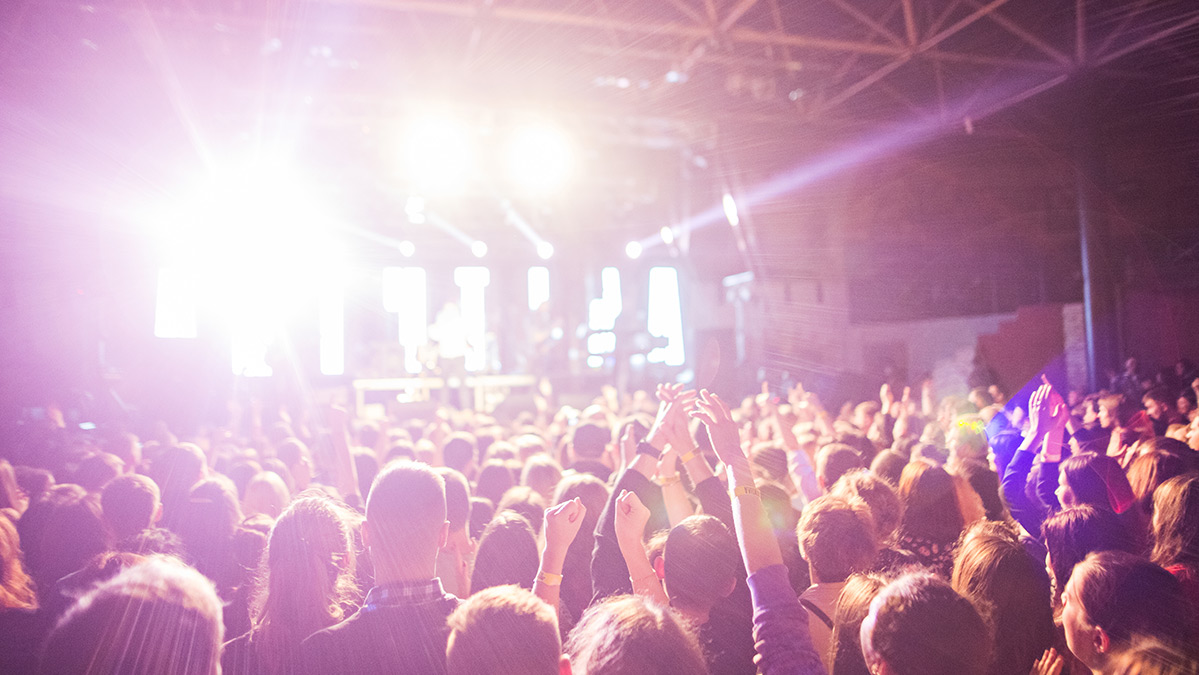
top-left (679, 450), bottom-right (698, 464)
top-left (657, 474), bottom-right (681, 488)
top-left (537, 571), bottom-right (562, 586)
top-left (732, 485), bottom-right (761, 499)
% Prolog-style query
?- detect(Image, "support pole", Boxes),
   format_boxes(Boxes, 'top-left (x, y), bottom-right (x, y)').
top-left (1075, 74), bottom-right (1113, 392)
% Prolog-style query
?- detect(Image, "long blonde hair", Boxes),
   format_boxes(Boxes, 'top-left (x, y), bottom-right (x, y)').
top-left (0, 514), bottom-right (36, 609)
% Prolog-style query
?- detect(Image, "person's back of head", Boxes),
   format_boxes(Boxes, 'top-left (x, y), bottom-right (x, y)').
top-left (663, 514), bottom-right (739, 612)
top-left (475, 461), bottom-right (516, 508)
top-left (443, 433), bottom-right (479, 476)
top-left (21, 485), bottom-right (109, 601)
top-left (898, 461), bottom-right (964, 543)
top-left (147, 443), bottom-right (207, 528)
top-left (74, 453), bottom-right (125, 492)
top-left (101, 474), bottom-right (161, 541)
top-left (521, 455), bottom-right (563, 504)
top-left (817, 443), bottom-right (864, 493)
top-left (447, 585), bottom-right (565, 675)
top-left (253, 496), bottom-right (356, 671)
top-left (951, 521), bottom-right (1054, 675)
top-left (1042, 505), bottom-right (1136, 604)
top-left (869, 450), bottom-right (906, 487)
top-left (955, 459), bottom-right (1009, 522)
top-left (471, 511), bottom-right (539, 593)
top-left (498, 486), bottom-right (547, 535)
top-left (861, 572), bottom-right (991, 675)
top-left (830, 572), bottom-right (890, 675)
top-left (366, 460), bottom-right (447, 579)
top-left (1061, 451), bottom-right (1136, 514)
top-left (565, 594), bottom-right (708, 675)
top-left (435, 467), bottom-right (472, 534)
top-left (571, 423), bottom-right (611, 461)
top-left (243, 471), bottom-right (291, 520)
top-left (1064, 551), bottom-right (1197, 671)
top-left (1109, 637), bottom-right (1199, 675)
top-left (1128, 452), bottom-right (1189, 517)
top-left (830, 469), bottom-right (903, 545)
top-left (40, 557), bottom-right (223, 675)
top-left (947, 416), bottom-right (990, 467)
top-left (352, 448), bottom-right (380, 503)
top-left (1152, 472), bottom-right (1199, 570)
top-left (797, 495), bottom-right (878, 584)
top-left (0, 514), bottom-right (36, 609)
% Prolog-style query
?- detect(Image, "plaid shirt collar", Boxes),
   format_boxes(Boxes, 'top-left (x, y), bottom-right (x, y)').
top-left (363, 578), bottom-right (447, 612)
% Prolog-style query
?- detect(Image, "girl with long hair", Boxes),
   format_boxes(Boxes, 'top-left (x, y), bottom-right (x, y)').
top-left (221, 496), bottom-right (358, 675)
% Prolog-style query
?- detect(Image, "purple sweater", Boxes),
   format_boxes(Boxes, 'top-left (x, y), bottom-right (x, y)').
top-left (746, 565), bottom-right (829, 675)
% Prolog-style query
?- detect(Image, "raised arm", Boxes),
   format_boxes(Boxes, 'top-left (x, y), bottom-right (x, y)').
top-left (535, 497), bottom-right (587, 615)
top-left (614, 490), bottom-right (670, 605)
top-left (692, 390), bottom-right (826, 675)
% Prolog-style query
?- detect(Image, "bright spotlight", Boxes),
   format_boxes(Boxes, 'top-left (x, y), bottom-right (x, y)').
top-left (471, 240), bottom-right (488, 258)
top-left (722, 193), bottom-right (740, 227)
top-left (660, 226), bottom-right (675, 245)
top-left (626, 241), bottom-right (643, 259)
top-left (405, 114), bottom-right (474, 194)
top-left (506, 123), bottom-right (573, 193)
top-left (399, 240), bottom-right (416, 257)
top-left (537, 241), bottom-right (554, 260)
top-left (405, 196), bottom-right (426, 224)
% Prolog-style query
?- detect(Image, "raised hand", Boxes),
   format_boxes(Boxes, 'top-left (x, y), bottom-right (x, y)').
top-left (543, 498), bottom-right (587, 558)
top-left (880, 383), bottom-right (895, 412)
top-left (614, 490), bottom-right (652, 543)
top-left (690, 389), bottom-right (746, 468)
top-left (1030, 648), bottom-right (1063, 675)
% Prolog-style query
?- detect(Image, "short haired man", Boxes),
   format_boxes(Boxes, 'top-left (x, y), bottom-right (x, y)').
top-left (302, 461), bottom-right (460, 674)
top-left (797, 495), bottom-right (879, 672)
top-left (815, 443), bottom-right (863, 493)
top-left (100, 473), bottom-right (162, 542)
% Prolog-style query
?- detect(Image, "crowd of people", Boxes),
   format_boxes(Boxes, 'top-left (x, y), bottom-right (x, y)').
top-left (3, 358), bottom-right (1199, 675)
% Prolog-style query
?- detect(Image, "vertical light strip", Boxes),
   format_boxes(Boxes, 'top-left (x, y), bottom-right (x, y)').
top-left (647, 266), bottom-right (685, 366)
top-left (454, 266), bottom-right (490, 372)
top-left (383, 267), bottom-right (428, 374)
top-left (528, 266), bottom-right (550, 311)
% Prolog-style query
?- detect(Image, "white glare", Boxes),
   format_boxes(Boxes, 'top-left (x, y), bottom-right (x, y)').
top-left (537, 241), bottom-right (554, 260)
top-left (318, 285), bottom-right (345, 376)
top-left (625, 241), bottom-right (642, 259)
top-left (506, 123), bottom-right (573, 193)
top-left (471, 240), bottom-right (488, 258)
top-left (399, 240), bottom-right (416, 257)
top-left (154, 268), bottom-right (198, 339)
top-left (722, 193), bottom-right (740, 227)
top-left (660, 226), bottom-right (675, 245)
top-left (405, 115), bottom-right (474, 194)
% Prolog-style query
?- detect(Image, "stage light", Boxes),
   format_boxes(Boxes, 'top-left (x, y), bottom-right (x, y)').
top-left (153, 268), bottom-right (198, 339)
top-left (537, 241), bottom-right (554, 260)
top-left (625, 241), bottom-right (642, 259)
top-left (647, 266), bottom-right (685, 366)
top-left (405, 196), bottom-right (426, 224)
top-left (405, 114), bottom-right (474, 194)
top-left (453, 267), bottom-right (491, 372)
top-left (399, 240), bottom-right (416, 257)
top-left (722, 193), bottom-right (740, 227)
top-left (471, 240), bottom-right (488, 258)
top-left (660, 226), bottom-right (675, 245)
top-left (528, 266), bottom-right (549, 311)
top-left (383, 267), bottom-right (428, 374)
top-left (506, 122), bottom-right (573, 193)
